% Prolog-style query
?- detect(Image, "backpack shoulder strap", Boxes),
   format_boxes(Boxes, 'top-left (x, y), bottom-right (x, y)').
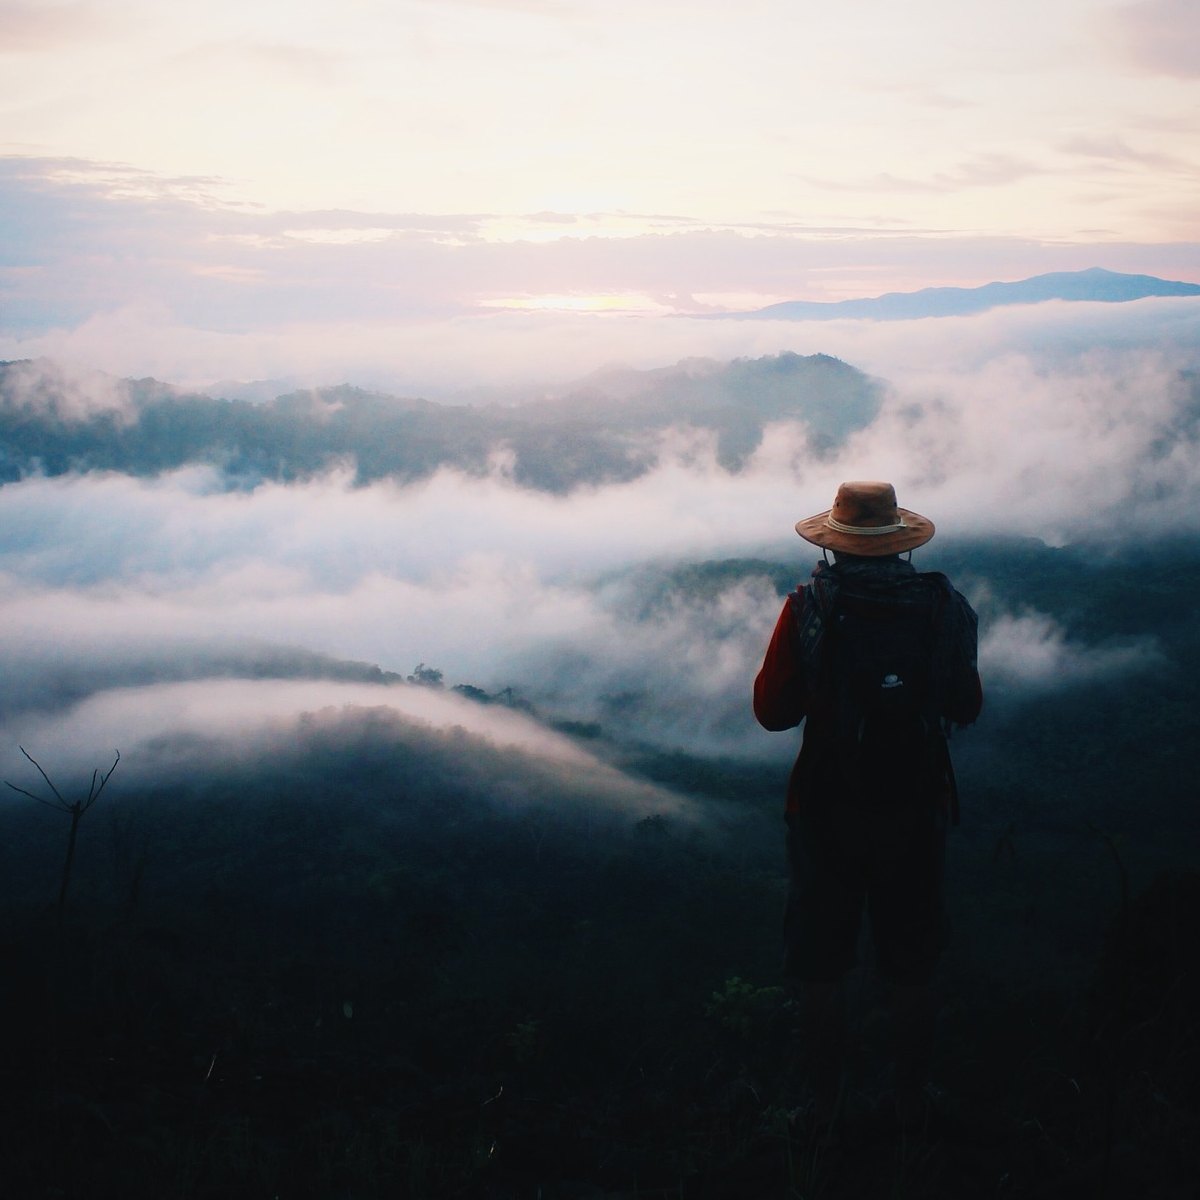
top-left (787, 566), bottom-right (840, 680)
top-left (916, 570), bottom-right (980, 728)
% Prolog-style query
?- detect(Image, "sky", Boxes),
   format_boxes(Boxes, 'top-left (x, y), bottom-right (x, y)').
top-left (2, 0), bottom-right (1199, 388)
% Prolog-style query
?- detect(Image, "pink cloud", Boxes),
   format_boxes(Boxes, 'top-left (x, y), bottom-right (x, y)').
top-left (1108, 0), bottom-right (1200, 78)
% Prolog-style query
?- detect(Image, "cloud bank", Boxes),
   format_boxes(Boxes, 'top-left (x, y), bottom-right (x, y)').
top-left (1108, 0), bottom-right (1200, 79)
top-left (0, 680), bottom-right (691, 822)
top-left (978, 610), bottom-right (1162, 691)
top-left (2, 313), bottom-right (1191, 780)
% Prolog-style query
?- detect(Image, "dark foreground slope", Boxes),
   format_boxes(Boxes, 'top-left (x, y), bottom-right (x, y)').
top-left (1, 736), bottom-right (1196, 1199)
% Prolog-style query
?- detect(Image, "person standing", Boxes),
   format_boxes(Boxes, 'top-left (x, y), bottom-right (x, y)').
top-left (754, 481), bottom-right (982, 1128)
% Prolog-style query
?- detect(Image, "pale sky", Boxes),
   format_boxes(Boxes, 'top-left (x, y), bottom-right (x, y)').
top-left (2, 0), bottom-right (1199, 381)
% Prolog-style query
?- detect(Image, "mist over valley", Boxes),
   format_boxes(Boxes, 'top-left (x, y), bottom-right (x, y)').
top-left (5, 305), bottom-right (1200, 865)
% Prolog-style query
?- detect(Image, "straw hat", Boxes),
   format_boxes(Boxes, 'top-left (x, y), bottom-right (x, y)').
top-left (795, 480), bottom-right (934, 556)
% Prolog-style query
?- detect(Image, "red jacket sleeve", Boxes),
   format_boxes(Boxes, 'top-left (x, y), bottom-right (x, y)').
top-left (753, 598), bottom-right (808, 731)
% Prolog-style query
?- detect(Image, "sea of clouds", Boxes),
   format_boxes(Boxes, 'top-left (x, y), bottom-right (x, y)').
top-left (2, 299), bottom-right (1197, 802)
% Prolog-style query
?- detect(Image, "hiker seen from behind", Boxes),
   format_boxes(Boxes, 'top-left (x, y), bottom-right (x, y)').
top-left (753, 480), bottom-right (982, 1133)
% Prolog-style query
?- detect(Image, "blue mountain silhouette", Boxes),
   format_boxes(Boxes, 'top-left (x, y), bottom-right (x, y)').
top-left (728, 267), bottom-right (1200, 321)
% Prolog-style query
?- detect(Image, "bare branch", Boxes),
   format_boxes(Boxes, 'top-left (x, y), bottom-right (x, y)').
top-left (6, 747), bottom-right (120, 922)
top-left (19, 746), bottom-right (66, 807)
top-left (4, 780), bottom-right (66, 811)
top-left (87, 750), bottom-right (120, 810)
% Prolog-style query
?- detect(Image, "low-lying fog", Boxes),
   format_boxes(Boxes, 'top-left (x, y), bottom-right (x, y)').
top-left (2, 300), bottom-right (1197, 806)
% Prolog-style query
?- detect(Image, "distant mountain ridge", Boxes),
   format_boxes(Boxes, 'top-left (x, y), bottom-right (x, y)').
top-left (0, 351), bottom-right (880, 493)
top-left (727, 268), bottom-right (1200, 321)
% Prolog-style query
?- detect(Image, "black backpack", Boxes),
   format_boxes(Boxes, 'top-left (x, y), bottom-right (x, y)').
top-left (821, 587), bottom-right (947, 805)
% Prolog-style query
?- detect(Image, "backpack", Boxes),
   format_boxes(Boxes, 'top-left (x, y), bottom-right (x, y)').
top-left (820, 585), bottom-right (950, 807)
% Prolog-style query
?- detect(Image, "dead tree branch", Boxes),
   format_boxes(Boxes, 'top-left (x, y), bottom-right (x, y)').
top-left (5, 747), bottom-right (120, 919)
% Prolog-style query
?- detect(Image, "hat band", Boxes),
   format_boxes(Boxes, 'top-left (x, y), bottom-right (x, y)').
top-left (825, 516), bottom-right (908, 536)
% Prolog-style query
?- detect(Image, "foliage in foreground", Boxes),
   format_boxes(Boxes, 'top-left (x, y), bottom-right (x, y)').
top-left (0, 738), bottom-right (1196, 1199)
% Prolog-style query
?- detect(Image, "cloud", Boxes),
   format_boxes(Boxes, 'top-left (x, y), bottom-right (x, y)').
top-left (0, 356), bottom-right (136, 422)
top-left (495, 569), bottom-right (788, 754)
top-left (1, 282), bottom-right (1199, 811)
top-left (0, 451), bottom-right (799, 748)
top-left (977, 608), bottom-right (1162, 692)
top-left (3, 154), bottom-right (1199, 380)
top-left (4, 331), bottom-right (1200, 562)
top-left (1057, 134), bottom-right (1193, 174)
top-left (1108, 0), bottom-right (1200, 78)
top-left (0, 682), bottom-right (693, 821)
top-left (210, 40), bottom-right (350, 86)
top-left (413, 0), bottom-right (575, 12)
top-left (5, 290), bottom-right (1200, 403)
top-left (3, 677), bottom-right (574, 773)
top-left (0, 3), bottom-right (112, 52)
top-left (2, 313), bottom-right (1199, 770)
top-left (840, 344), bottom-right (1200, 543)
top-left (799, 155), bottom-right (1049, 195)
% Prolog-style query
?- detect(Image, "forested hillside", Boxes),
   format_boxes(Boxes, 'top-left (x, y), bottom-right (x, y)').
top-left (0, 353), bottom-right (879, 491)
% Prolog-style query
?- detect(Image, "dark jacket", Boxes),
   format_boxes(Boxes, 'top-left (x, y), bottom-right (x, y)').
top-left (754, 557), bottom-right (982, 816)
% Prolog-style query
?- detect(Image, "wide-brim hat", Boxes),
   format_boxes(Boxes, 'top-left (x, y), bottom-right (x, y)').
top-left (795, 480), bottom-right (934, 556)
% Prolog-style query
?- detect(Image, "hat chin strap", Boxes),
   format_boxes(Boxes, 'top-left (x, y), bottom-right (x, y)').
top-left (825, 516), bottom-right (908, 535)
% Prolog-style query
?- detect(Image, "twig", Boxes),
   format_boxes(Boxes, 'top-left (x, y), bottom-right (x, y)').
top-left (5, 747), bottom-right (121, 920)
